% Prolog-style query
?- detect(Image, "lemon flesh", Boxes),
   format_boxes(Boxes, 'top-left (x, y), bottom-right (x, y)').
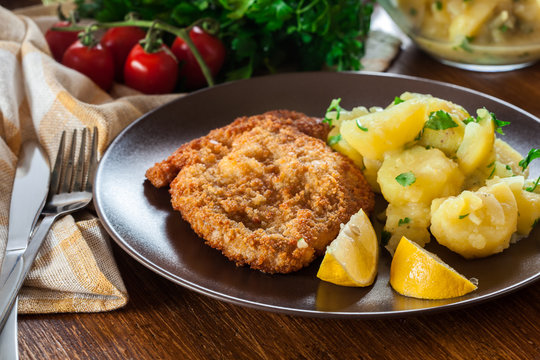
top-left (317, 209), bottom-right (378, 287)
top-left (390, 236), bottom-right (477, 300)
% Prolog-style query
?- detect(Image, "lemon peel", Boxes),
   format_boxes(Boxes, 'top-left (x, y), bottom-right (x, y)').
top-left (317, 209), bottom-right (378, 287)
top-left (390, 236), bottom-right (477, 300)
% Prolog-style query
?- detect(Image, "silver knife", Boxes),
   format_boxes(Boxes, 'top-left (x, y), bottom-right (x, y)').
top-left (0, 141), bottom-right (50, 360)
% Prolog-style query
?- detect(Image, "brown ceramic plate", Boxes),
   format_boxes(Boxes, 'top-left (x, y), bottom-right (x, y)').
top-left (94, 72), bottom-right (540, 318)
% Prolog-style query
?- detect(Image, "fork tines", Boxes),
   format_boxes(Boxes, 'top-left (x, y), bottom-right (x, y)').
top-left (49, 127), bottom-right (98, 196)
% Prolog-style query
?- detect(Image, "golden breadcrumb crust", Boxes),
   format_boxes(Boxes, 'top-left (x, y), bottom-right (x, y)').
top-left (146, 110), bottom-right (374, 273)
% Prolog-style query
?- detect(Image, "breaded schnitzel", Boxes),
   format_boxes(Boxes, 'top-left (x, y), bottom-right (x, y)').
top-left (146, 110), bottom-right (374, 273)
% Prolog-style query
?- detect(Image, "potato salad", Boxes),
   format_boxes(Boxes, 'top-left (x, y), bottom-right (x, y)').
top-left (394, 0), bottom-right (540, 65)
top-left (325, 92), bottom-right (540, 259)
top-left (398, 0), bottom-right (540, 45)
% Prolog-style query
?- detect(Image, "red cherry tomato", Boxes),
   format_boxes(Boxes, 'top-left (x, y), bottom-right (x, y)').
top-left (124, 44), bottom-right (178, 94)
top-left (45, 21), bottom-right (80, 62)
top-left (62, 41), bottom-right (115, 91)
top-left (171, 26), bottom-right (226, 89)
top-left (100, 26), bottom-right (146, 82)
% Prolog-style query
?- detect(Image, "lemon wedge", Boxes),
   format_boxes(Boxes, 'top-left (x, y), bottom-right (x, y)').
top-left (390, 236), bottom-right (478, 299)
top-left (317, 209), bottom-right (378, 287)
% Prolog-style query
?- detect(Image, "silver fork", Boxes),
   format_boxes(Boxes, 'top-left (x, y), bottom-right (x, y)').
top-left (0, 128), bottom-right (99, 330)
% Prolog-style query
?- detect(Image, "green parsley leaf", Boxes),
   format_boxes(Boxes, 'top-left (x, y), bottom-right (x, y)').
top-left (381, 230), bottom-right (391, 246)
top-left (425, 110), bottom-right (459, 130)
top-left (435, 1), bottom-right (443, 10)
top-left (398, 217), bottom-right (411, 226)
top-left (459, 213), bottom-right (469, 219)
top-left (328, 134), bottom-right (342, 146)
top-left (394, 96), bottom-right (404, 105)
top-left (525, 176), bottom-right (540, 192)
top-left (356, 119), bottom-right (368, 131)
top-left (490, 111), bottom-right (510, 135)
top-left (459, 36), bottom-right (474, 53)
top-left (463, 116), bottom-right (477, 125)
top-left (323, 98), bottom-right (343, 126)
top-left (395, 171), bottom-right (416, 187)
top-left (80, 1), bottom-right (375, 88)
top-left (488, 164), bottom-right (497, 179)
top-left (519, 148), bottom-right (540, 171)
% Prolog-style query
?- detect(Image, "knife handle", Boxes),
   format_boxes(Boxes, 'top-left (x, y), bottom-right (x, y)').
top-left (0, 299), bottom-right (19, 360)
top-left (0, 215), bottom-right (55, 331)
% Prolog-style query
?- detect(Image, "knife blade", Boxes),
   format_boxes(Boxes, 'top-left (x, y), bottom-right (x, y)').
top-left (1, 141), bottom-right (50, 278)
top-left (0, 141), bottom-right (50, 359)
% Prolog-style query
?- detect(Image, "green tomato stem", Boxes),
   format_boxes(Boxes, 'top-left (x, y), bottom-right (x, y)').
top-left (53, 19), bottom-right (215, 87)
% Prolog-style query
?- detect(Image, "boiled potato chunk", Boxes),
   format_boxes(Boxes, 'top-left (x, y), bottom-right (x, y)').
top-left (399, 92), bottom-right (470, 121)
top-left (419, 123), bottom-right (465, 157)
top-left (327, 126), bottom-right (364, 168)
top-left (341, 99), bottom-right (427, 160)
top-left (456, 108), bottom-right (495, 175)
top-left (487, 176), bottom-right (540, 237)
top-left (326, 106), bottom-right (371, 128)
top-left (494, 138), bottom-right (529, 177)
top-left (378, 146), bottom-right (464, 205)
top-left (430, 182), bottom-right (518, 259)
top-left (326, 106), bottom-right (380, 169)
top-left (490, 160), bottom-right (514, 179)
top-left (448, 2), bottom-right (498, 40)
top-left (401, 92), bottom-right (468, 156)
top-left (384, 203), bottom-right (431, 256)
top-left (362, 157), bottom-right (382, 193)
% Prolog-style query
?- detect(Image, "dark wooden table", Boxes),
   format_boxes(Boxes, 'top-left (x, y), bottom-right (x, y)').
top-left (5, 2), bottom-right (540, 359)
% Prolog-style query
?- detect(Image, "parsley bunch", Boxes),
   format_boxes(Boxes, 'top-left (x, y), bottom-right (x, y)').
top-left (75, 0), bottom-right (374, 81)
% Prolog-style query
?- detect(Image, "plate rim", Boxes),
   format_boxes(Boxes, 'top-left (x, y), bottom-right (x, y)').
top-left (94, 71), bottom-right (540, 318)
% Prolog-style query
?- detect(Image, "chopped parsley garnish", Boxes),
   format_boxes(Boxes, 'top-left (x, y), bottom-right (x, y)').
top-left (414, 129), bottom-right (424, 141)
top-left (459, 213), bottom-right (469, 219)
top-left (463, 110), bottom-right (510, 134)
top-left (409, 8), bottom-right (417, 16)
top-left (506, 164), bottom-right (512, 171)
top-left (425, 110), bottom-right (458, 130)
top-left (398, 217), bottom-right (411, 226)
top-left (381, 230), bottom-right (391, 246)
top-left (488, 164), bottom-right (497, 179)
top-left (533, 218), bottom-right (540, 229)
top-left (487, 161), bottom-right (495, 168)
top-left (463, 116), bottom-right (477, 125)
top-left (394, 96), bottom-right (405, 105)
top-left (435, 1), bottom-right (443, 10)
top-left (519, 148), bottom-right (540, 171)
top-left (459, 36), bottom-right (474, 53)
top-left (323, 98), bottom-right (343, 126)
top-left (355, 119), bottom-right (368, 131)
top-left (490, 111), bottom-right (510, 135)
top-left (525, 176), bottom-right (540, 192)
top-left (395, 171), bottom-right (416, 187)
top-left (328, 134), bottom-right (342, 146)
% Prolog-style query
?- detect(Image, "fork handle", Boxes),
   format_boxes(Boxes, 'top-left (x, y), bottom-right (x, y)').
top-left (0, 215), bottom-right (55, 331)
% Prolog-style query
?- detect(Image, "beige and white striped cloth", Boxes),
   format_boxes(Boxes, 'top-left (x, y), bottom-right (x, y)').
top-left (0, 4), bottom-right (180, 314)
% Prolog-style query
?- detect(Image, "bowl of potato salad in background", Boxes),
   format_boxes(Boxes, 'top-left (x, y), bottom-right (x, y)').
top-left (378, 0), bottom-right (540, 71)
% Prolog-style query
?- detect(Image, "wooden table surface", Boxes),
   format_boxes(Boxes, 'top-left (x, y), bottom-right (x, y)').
top-left (6, 2), bottom-right (540, 359)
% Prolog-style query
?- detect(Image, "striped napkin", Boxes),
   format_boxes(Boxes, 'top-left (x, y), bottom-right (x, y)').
top-left (0, 4), bottom-right (180, 314)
